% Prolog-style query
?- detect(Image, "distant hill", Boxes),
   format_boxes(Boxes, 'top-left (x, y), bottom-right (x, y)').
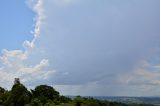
top-left (80, 96), bottom-right (160, 104)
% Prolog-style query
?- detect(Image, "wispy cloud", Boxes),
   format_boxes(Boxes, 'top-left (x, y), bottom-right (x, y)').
top-left (24, 0), bottom-right (45, 49)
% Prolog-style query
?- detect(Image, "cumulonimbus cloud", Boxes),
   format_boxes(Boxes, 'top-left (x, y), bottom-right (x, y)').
top-left (30, 0), bottom-right (160, 96)
top-left (0, 0), bottom-right (160, 96)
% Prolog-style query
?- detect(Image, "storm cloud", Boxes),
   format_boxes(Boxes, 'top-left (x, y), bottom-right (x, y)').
top-left (0, 0), bottom-right (160, 96)
top-left (26, 0), bottom-right (160, 96)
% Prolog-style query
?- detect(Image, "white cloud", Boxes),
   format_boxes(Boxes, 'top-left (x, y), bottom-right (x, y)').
top-left (0, 50), bottom-right (55, 87)
top-left (0, 49), bottom-right (27, 66)
top-left (0, 48), bottom-right (55, 88)
top-left (0, 0), bottom-right (55, 88)
top-left (24, 0), bottom-right (45, 49)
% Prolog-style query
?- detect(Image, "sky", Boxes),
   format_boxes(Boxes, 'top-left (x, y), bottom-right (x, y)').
top-left (0, 0), bottom-right (160, 96)
top-left (0, 0), bottom-right (34, 50)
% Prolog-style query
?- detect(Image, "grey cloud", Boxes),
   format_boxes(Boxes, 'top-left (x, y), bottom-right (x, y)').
top-left (27, 0), bottom-right (160, 95)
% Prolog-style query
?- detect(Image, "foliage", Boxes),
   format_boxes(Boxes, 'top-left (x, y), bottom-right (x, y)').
top-left (32, 85), bottom-right (59, 104)
top-left (0, 79), bottom-right (156, 106)
top-left (30, 98), bottom-right (43, 106)
top-left (0, 87), bottom-right (5, 94)
top-left (3, 83), bottom-right (31, 106)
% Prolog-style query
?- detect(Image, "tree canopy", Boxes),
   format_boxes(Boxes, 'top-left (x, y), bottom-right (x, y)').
top-left (32, 85), bottom-right (59, 104)
top-left (0, 79), bottom-right (155, 106)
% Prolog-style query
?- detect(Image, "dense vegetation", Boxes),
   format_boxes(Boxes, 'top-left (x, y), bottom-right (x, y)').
top-left (0, 79), bottom-right (155, 106)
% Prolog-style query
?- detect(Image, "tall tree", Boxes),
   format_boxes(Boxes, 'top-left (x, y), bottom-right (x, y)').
top-left (3, 79), bottom-right (31, 106)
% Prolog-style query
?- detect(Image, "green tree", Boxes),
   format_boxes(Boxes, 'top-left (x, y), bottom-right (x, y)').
top-left (0, 87), bottom-right (5, 94)
top-left (32, 85), bottom-right (59, 105)
top-left (4, 80), bottom-right (31, 106)
top-left (74, 96), bottom-right (84, 106)
top-left (58, 96), bottom-right (72, 103)
top-left (0, 87), bottom-right (9, 105)
top-left (30, 98), bottom-right (43, 106)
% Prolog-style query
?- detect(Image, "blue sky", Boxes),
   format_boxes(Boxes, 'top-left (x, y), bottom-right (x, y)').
top-left (0, 0), bottom-right (34, 50)
top-left (0, 0), bottom-right (160, 96)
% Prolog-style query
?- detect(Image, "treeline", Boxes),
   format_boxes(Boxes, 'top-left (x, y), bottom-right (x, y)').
top-left (0, 79), bottom-right (155, 106)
